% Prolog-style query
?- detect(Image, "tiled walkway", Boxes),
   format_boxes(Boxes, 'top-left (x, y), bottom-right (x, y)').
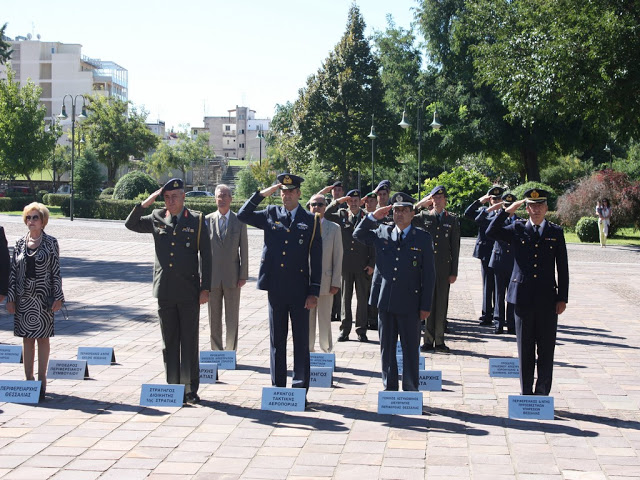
top-left (0, 214), bottom-right (639, 479)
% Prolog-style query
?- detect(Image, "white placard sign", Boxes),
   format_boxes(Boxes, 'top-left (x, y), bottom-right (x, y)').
top-left (508, 395), bottom-right (554, 420)
top-left (199, 351), bottom-right (236, 370)
top-left (261, 387), bottom-right (305, 411)
top-left (310, 352), bottom-right (335, 371)
top-left (199, 363), bottom-right (218, 384)
top-left (397, 355), bottom-right (425, 375)
top-left (0, 345), bottom-right (22, 363)
top-left (77, 347), bottom-right (116, 365)
top-left (489, 358), bottom-right (520, 378)
top-left (418, 370), bottom-right (442, 391)
top-left (378, 391), bottom-right (423, 415)
top-left (0, 380), bottom-right (41, 404)
top-left (47, 359), bottom-right (89, 379)
top-left (309, 367), bottom-right (333, 388)
top-left (140, 384), bottom-right (185, 407)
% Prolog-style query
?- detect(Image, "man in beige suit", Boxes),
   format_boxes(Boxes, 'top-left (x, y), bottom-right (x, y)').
top-left (205, 184), bottom-right (248, 350)
top-left (307, 194), bottom-right (343, 352)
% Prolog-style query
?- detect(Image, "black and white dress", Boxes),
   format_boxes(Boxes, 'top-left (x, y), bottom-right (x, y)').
top-left (8, 232), bottom-right (64, 338)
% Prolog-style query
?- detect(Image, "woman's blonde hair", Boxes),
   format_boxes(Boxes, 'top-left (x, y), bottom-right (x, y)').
top-left (22, 202), bottom-right (50, 228)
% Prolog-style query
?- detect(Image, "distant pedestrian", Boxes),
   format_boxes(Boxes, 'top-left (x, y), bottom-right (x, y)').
top-left (595, 198), bottom-right (611, 248)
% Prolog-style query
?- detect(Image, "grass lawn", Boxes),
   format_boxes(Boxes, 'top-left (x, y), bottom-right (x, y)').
top-left (564, 227), bottom-right (640, 246)
top-left (228, 159), bottom-right (249, 167)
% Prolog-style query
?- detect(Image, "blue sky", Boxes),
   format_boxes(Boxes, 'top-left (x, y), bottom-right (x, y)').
top-left (3, 0), bottom-right (420, 130)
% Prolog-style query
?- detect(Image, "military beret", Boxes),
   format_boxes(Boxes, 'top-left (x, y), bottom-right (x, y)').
top-left (502, 192), bottom-right (517, 205)
top-left (346, 189), bottom-right (360, 197)
top-left (331, 181), bottom-right (343, 188)
top-left (429, 185), bottom-right (447, 196)
top-left (487, 186), bottom-right (505, 197)
top-left (391, 192), bottom-right (416, 208)
top-left (277, 173), bottom-right (304, 190)
top-left (363, 191), bottom-right (377, 199)
top-left (375, 180), bottom-right (391, 192)
top-left (523, 188), bottom-right (548, 204)
top-left (161, 178), bottom-right (184, 195)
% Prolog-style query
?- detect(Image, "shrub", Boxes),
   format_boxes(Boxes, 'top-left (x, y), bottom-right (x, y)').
top-left (235, 165), bottom-right (261, 200)
top-left (557, 169), bottom-right (640, 230)
top-left (540, 155), bottom-right (594, 194)
top-left (0, 195), bottom-right (34, 212)
top-left (43, 193), bottom-right (70, 206)
top-left (113, 171), bottom-right (159, 200)
top-left (37, 190), bottom-right (49, 203)
top-left (511, 181), bottom-right (557, 210)
top-left (100, 187), bottom-right (114, 199)
top-left (423, 166), bottom-right (492, 217)
top-left (575, 216), bottom-right (600, 243)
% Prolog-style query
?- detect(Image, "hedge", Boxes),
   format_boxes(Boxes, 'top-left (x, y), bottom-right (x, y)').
top-left (42, 193), bottom-right (70, 206)
top-left (0, 195), bottom-right (37, 212)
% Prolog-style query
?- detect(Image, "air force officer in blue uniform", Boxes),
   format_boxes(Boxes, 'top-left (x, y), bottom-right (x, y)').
top-left (354, 193), bottom-right (435, 391)
top-left (486, 189), bottom-right (569, 395)
top-left (237, 174), bottom-right (322, 391)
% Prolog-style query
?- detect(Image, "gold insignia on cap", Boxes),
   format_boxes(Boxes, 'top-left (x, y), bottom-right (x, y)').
top-left (531, 190), bottom-right (539, 199)
top-left (283, 175), bottom-right (292, 185)
top-left (173, 181), bottom-right (179, 188)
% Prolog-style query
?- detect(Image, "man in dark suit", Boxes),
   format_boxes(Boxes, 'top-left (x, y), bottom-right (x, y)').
top-left (125, 178), bottom-right (211, 404)
top-left (487, 188), bottom-right (569, 395)
top-left (0, 226), bottom-right (9, 303)
top-left (354, 192), bottom-right (435, 391)
top-left (237, 173), bottom-right (322, 393)
top-left (205, 184), bottom-right (248, 351)
top-left (479, 192), bottom-right (519, 334)
top-left (414, 186), bottom-right (461, 353)
top-left (325, 189), bottom-right (375, 342)
top-left (465, 186), bottom-right (505, 326)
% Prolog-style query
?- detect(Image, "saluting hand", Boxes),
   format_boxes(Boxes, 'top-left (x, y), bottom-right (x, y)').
top-left (505, 199), bottom-right (526, 215)
top-left (416, 195), bottom-right (433, 209)
top-left (335, 195), bottom-right (350, 204)
top-left (371, 205), bottom-right (393, 220)
top-left (479, 194), bottom-right (492, 204)
top-left (141, 188), bottom-right (164, 208)
top-left (260, 183), bottom-right (282, 197)
top-left (486, 202), bottom-right (504, 213)
top-left (318, 185), bottom-right (334, 195)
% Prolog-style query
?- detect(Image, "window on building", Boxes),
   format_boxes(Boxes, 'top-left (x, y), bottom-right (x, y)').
top-left (225, 125), bottom-right (230, 131)
top-left (240, 129), bottom-right (244, 134)
top-left (226, 140), bottom-right (229, 145)
top-left (224, 153), bottom-right (229, 158)
top-left (239, 143), bottom-right (245, 148)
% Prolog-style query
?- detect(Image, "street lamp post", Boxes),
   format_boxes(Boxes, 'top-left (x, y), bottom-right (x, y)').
top-left (399, 97), bottom-right (442, 196)
top-left (367, 114), bottom-right (377, 192)
top-left (58, 95), bottom-right (87, 221)
top-left (604, 143), bottom-right (612, 168)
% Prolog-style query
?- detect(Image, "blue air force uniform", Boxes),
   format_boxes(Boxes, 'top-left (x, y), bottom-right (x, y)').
top-left (237, 176), bottom-right (322, 390)
top-left (486, 190), bottom-right (569, 395)
top-left (353, 194), bottom-right (435, 391)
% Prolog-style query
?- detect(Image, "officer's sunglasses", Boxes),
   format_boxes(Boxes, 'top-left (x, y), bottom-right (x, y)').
top-left (310, 202), bottom-right (326, 207)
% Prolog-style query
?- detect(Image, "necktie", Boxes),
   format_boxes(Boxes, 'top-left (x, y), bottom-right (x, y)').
top-left (286, 211), bottom-right (292, 228)
top-left (171, 215), bottom-right (177, 227)
top-left (533, 224), bottom-right (540, 241)
top-left (219, 215), bottom-right (227, 240)
top-left (398, 230), bottom-right (404, 245)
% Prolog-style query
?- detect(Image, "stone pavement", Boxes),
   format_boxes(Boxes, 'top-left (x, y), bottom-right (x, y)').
top-left (0, 213), bottom-right (639, 479)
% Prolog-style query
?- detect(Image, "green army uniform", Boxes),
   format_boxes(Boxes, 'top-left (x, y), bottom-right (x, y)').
top-left (125, 203), bottom-right (212, 397)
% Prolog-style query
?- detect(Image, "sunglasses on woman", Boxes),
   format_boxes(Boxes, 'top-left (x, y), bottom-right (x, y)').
top-left (25, 215), bottom-right (40, 221)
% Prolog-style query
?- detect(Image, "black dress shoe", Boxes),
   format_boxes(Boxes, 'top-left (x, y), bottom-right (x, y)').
top-left (435, 344), bottom-right (450, 353)
top-left (357, 334), bottom-right (368, 342)
top-left (507, 329), bottom-right (516, 335)
top-left (331, 316), bottom-right (340, 322)
top-left (494, 327), bottom-right (504, 334)
top-left (420, 344), bottom-right (435, 352)
top-left (337, 333), bottom-right (349, 342)
top-left (184, 392), bottom-right (200, 405)
top-left (478, 319), bottom-right (493, 326)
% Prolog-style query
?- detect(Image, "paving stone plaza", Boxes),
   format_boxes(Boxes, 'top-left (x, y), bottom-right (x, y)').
top-left (0, 214), bottom-right (639, 479)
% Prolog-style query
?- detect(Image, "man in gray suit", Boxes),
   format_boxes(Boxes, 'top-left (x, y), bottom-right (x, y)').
top-left (205, 184), bottom-right (248, 351)
top-left (307, 194), bottom-right (343, 353)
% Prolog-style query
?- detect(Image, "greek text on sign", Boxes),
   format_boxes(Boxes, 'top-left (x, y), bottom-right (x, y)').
top-left (378, 391), bottom-right (423, 415)
top-left (489, 358), bottom-right (520, 378)
top-left (310, 352), bottom-right (335, 370)
top-left (508, 395), bottom-right (554, 420)
top-left (200, 350), bottom-right (236, 370)
top-left (199, 363), bottom-right (218, 384)
top-left (261, 387), bottom-right (305, 411)
top-left (0, 345), bottom-right (22, 364)
top-left (396, 355), bottom-right (425, 375)
top-left (309, 367), bottom-right (332, 387)
top-left (47, 359), bottom-right (89, 379)
top-left (77, 347), bottom-right (116, 365)
top-left (140, 384), bottom-right (184, 407)
top-left (418, 370), bottom-right (442, 391)
top-left (0, 380), bottom-right (41, 404)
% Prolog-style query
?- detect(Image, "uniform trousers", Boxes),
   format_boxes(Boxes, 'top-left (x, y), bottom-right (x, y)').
top-left (157, 299), bottom-right (200, 395)
top-left (480, 260), bottom-right (495, 320)
top-left (493, 269), bottom-right (515, 331)
top-left (424, 268), bottom-right (451, 347)
top-left (515, 305), bottom-right (558, 395)
top-left (331, 288), bottom-right (341, 321)
top-left (308, 293), bottom-right (333, 353)
top-left (340, 270), bottom-right (369, 336)
top-left (268, 292), bottom-right (310, 390)
top-left (208, 285), bottom-right (241, 351)
top-left (379, 310), bottom-right (420, 391)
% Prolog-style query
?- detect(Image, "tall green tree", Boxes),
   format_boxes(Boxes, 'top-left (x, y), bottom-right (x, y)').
top-left (83, 94), bottom-right (158, 186)
top-left (48, 144), bottom-right (72, 188)
top-left (146, 131), bottom-right (214, 180)
top-left (74, 147), bottom-right (104, 199)
top-left (0, 67), bottom-right (58, 191)
top-left (293, 4), bottom-right (397, 189)
top-left (0, 23), bottom-right (13, 65)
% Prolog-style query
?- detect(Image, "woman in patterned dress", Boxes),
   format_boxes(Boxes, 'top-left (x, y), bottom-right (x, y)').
top-left (6, 203), bottom-right (64, 399)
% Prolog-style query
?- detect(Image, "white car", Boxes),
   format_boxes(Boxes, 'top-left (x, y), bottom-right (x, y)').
top-left (185, 190), bottom-right (214, 198)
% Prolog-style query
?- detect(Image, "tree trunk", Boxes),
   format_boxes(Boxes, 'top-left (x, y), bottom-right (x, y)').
top-left (520, 131), bottom-right (541, 181)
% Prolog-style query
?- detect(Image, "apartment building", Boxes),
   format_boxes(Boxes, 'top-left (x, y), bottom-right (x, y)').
top-left (193, 106), bottom-right (270, 161)
top-left (0, 35), bottom-right (128, 122)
